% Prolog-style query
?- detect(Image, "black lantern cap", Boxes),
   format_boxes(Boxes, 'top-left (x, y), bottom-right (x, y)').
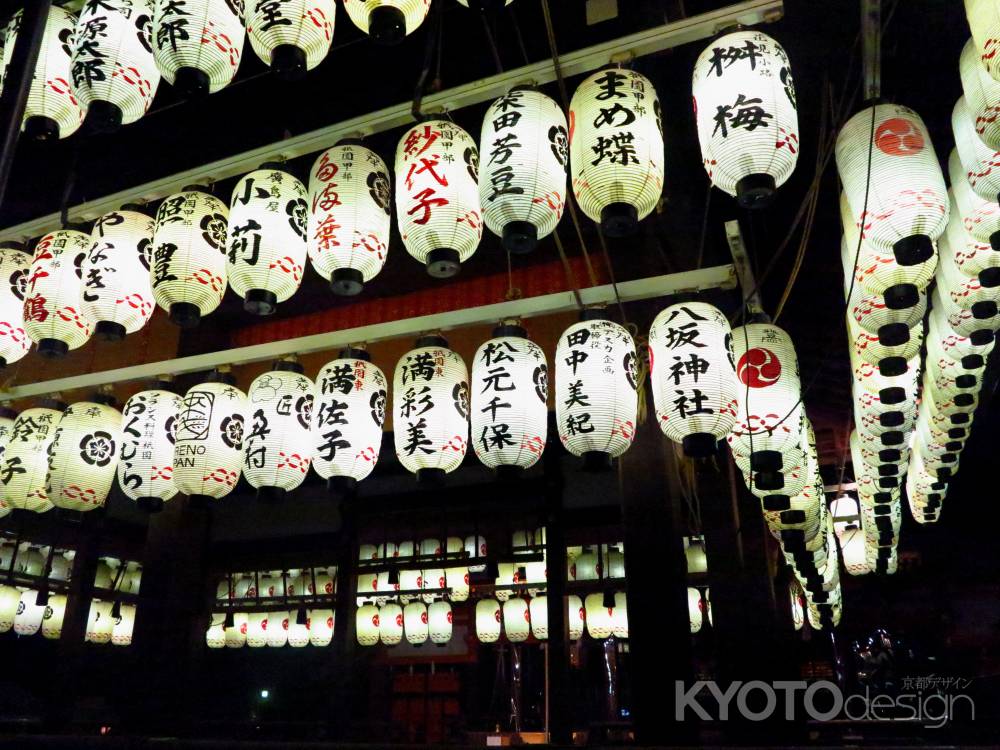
top-left (339, 346), bottom-right (371, 362)
top-left (271, 359), bottom-right (304, 374)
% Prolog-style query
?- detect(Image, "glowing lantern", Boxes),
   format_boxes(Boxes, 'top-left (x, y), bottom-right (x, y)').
top-left (312, 349), bottom-right (387, 488)
top-left (112, 604), bottom-right (137, 646)
top-left (287, 614), bottom-right (310, 647)
top-left (173, 376), bottom-right (247, 504)
top-left (341, 0), bottom-right (430, 44)
top-left (46, 398), bottom-right (121, 512)
top-left (692, 30), bottom-right (798, 207)
top-left (246, 0), bottom-right (335, 76)
top-left (966, 1), bottom-right (1000, 82)
top-left (206, 615), bottom-right (226, 648)
top-left (395, 119), bottom-right (482, 277)
top-left (226, 166), bottom-right (307, 315)
top-left (151, 187), bottom-right (229, 328)
top-left (929, 299), bottom-right (996, 362)
top-left (403, 601), bottom-right (428, 645)
top-left (611, 591), bottom-right (629, 638)
top-left (244, 612), bottom-right (267, 647)
top-left (379, 603), bottom-right (403, 645)
top-left (838, 526), bottom-right (870, 576)
top-left (465, 535), bottom-right (487, 572)
top-left (118, 387), bottom-right (182, 512)
top-left (584, 593), bottom-right (613, 639)
top-left (950, 148), bottom-right (1000, 251)
top-left (41, 594), bottom-right (67, 639)
top-left (266, 611), bottom-right (289, 647)
top-left (688, 587), bottom-right (703, 634)
top-left (503, 597), bottom-right (530, 643)
top-left (567, 595), bottom-right (585, 640)
top-left (445, 537), bottom-right (469, 602)
top-left (309, 609), bottom-right (335, 646)
top-left (937, 234), bottom-right (1000, 324)
top-left (0, 585), bottom-right (17, 632)
top-left (569, 68), bottom-right (663, 236)
top-left (476, 598), bottom-right (502, 643)
top-left (23, 229), bottom-right (92, 357)
top-left (959, 38), bottom-right (1000, 150)
top-left (84, 599), bottom-right (114, 643)
top-left (471, 324), bottom-right (548, 472)
top-left (14, 590), bottom-right (46, 636)
top-left (428, 600), bottom-right (452, 645)
top-left (528, 597), bottom-right (548, 639)
top-left (152, 0), bottom-right (244, 97)
top-left (0, 242), bottom-right (31, 367)
top-left (243, 362), bottom-right (314, 501)
top-left (225, 612), bottom-right (248, 648)
top-left (649, 301), bottom-right (739, 455)
top-left (398, 568), bottom-right (421, 604)
top-left (356, 603), bottom-right (380, 645)
top-left (836, 103), bottom-right (948, 266)
top-left (844, 253), bottom-right (927, 344)
top-left (728, 323), bottom-right (802, 480)
top-left (789, 584), bottom-right (805, 631)
top-left (940, 195), bottom-right (1000, 286)
top-left (393, 336), bottom-right (469, 480)
top-left (70, 0), bottom-right (159, 131)
top-left (307, 144), bottom-right (391, 295)
top-left (952, 97), bottom-right (1000, 206)
top-left (2, 7), bottom-right (84, 139)
top-left (555, 315), bottom-right (637, 465)
top-left (479, 88), bottom-right (567, 253)
top-left (573, 550), bottom-right (601, 581)
top-left (847, 314), bottom-right (924, 373)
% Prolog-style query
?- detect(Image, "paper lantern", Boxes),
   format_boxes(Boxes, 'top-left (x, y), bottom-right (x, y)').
top-left (266, 611), bottom-right (289, 647)
top-left (243, 363), bottom-right (314, 501)
top-left (528, 597), bottom-right (548, 639)
top-left (307, 144), bottom-right (391, 295)
top-left (649, 301), bottom-right (739, 455)
top-left (151, 188), bottom-right (229, 328)
top-left (838, 526), bottom-right (869, 576)
top-left (373, 603), bottom-right (400, 645)
top-left (584, 593), bottom-right (613, 639)
top-left (287, 613), bottom-right (310, 647)
top-left (23, 229), bottom-right (92, 357)
top-left (950, 148), bottom-right (1000, 250)
top-left (152, 0), bottom-right (244, 96)
top-left (2, 7), bottom-right (84, 139)
top-left (728, 323), bottom-right (802, 478)
top-left (393, 336), bottom-right (469, 480)
top-left (356, 603), bottom-right (380, 645)
top-left (555, 316), bottom-right (637, 464)
top-left (938, 233), bottom-right (1000, 321)
top-left (341, 0), bottom-right (430, 44)
top-left (569, 68), bottom-right (663, 236)
top-left (403, 601), bottom-right (428, 645)
top-left (502, 597), bottom-right (530, 643)
top-left (243, 611), bottom-right (266, 648)
top-left (479, 88), bottom-right (567, 253)
top-left (953, 97), bottom-right (1000, 206)
top-left (0, 585), bottom-right (18, 632)
top-left (470, 325), bottom-right (547, 472)
top-left (111, 604), bottom-right (137, 646)
top-left (692, 30), bottom-right (798, 207)
top-left (41, 594), bottom-right (67, 640)
top-left (309, 609), bottom-right (335, 647)
top-left (567, 595), bottom-right (585, 640)
top-left (246, 0), bottom-right (335, 76)
top-left (395, 119), bottom-right (482, 277)
top-left (611, 591), bottom-right (629, 639)
top-left (847, 314), bottom-right (924, 373)
top-left (226, 166), bottom-right (307, 315)
top-left (47, 399), bottom-right (122, 512)
top-left (84, 599), bottom-right (114, 643)
top-left (685, 538), bottom-right (708, 574)
top-left (476, 598), bottom-right (501, 643)
top-left (224, 612), bottom-right (248, 648)
top-left (427, 600), bottom-right (452, 645)
top-left (118, 387), bottom-right (182, 512)
top-left (688, 587), bottom-right (703, 634)
top-left (14, 590), bottom-right (46, 636)
top-left (173, 377), bottom-right (247, 504)
top-left (312, 350), bottom-right (387, 487)
top-left (836, 103), bottom-right (948, 266)
top-left (966, 1), bottom-right (1000, 82)
top-left (422, 566), bottom-right (446, 605)
top-left (70, 0), bottom-right (159, 131)
top-left (206, 616), bottom-right (226, 648)
top-left (959, 38), bottom-right (1000, 150)
top-left (0, 243), bottom-right (31, 368)
top-left (463, 535), bottom-right (487, 573)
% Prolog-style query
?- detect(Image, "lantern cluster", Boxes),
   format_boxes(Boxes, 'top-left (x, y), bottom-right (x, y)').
top-left (849, 431), bottom-right (902, 575)
top-left (0, 542), bottom-right (72, 639)
top-left (355, 536), bottom-right (473, 612)
top-left (692, 30), bottom-right (799, 207)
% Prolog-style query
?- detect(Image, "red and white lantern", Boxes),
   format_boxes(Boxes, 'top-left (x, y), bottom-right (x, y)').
top-left (23, 229), bottom-right (92, 357)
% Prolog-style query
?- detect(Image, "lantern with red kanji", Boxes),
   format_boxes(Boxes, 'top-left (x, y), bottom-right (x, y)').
top-left (23, 229), bottom-right (92, 358)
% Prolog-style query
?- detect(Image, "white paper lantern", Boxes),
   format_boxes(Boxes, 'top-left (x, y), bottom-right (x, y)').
top-left (47, 399), bottom-right (122, 512)
top-left (152, 0), bottom-right (244, 96)
top-left (966, 1), bottom-right (1000, 82)
top-left (555, 316), bottom-right (637, 463)
top-left (611, 591), bottom-right (629, 639)
top-left (0, 585), bottom-right (18, 632)
top-left (71, 0), bottom-right (159, 131)
top-left (427, 600), bottom-right (452, 645)
top-left (14, 590), bottom-right (46, 636)
top-left (307, 144), bottom-right (392, 295)
top-left (692, 30), bottom-right (798, 206)
top-left (848, 314), bottom-right (924, 373)
top-left (395, 119), bottom-right (482, 277)
top-left (243, 364), bottom-right (314, 501)
top-left (0, 243), bottom-right (32, 368)
top-left (393, 337), bottom-right (469, 479)
top-left (78, 208), bottom-right (155, 341)
top-left (151, 188), bottom-right (229, 327)
top-left (584, 593), bottom-right (613, 640)
top-left (372, 603), bottom-right (398, 645)
top-left (688, 587), bottom-right (703, 634)
top-left (118, 387), bottom-right (182, 512)
top-left (111, 603), bottom-right (137, 646)
top-left (341, 0), bottom-right (430, 44)
top-left (953, 97), bottom-right (1000, 206)
top-left (243, 611), bottom-right (266, 647)
top-left (41, 594), bottom-right (67, 640)
top-left (836, 103), bottom-right (948, 266)
top-left (227, 166), bottom-right (307, 315)
top-left (173, 378), bottom-right (247, 503)
top-left (950, 148), bottom-right (1000, 251)
top-left (312, 351), bottom-right (387, 486)
top-left (567, 595), bottom-right (585, 640)
top-left (84, 599), bottom-right (114, 643)
top-left (569, 67), bottom-right (663, 236)
top-left (479, 88), bottom-right (567, 253)
top-left (309, 609), bottom-right (334, 647)
top-left (649, 301), bottom-right (739, 455)
top-left (246, 0), bottom-right (335, 75)
top-left (223, 612), bottom-right (248, 647)
top-left (403, 601), bottom-right (428, 645)
top-left (959, 38), bottom-right (1000, 151)
top-left (266, 611), bottom-right (289, 647)
top-left (470, 326), bottom-right (547, 472)
top-left (527, 596), bottom-right (548, 640)
top-left (205, 617), bottom-right (225, 648)
top-left (23, 229), bottom-right (92, 357)
top-left (938, 233), bottom-right (1000, 320)
top-left (503, 597), bottom-right (530, 643)
top-left (287, 616), bottom-right (310, 647)
top-left (356, 603), bottom-right (380, 645)
top-left (2, 7), bottom-right (84, 139)
top-left (476, 598), bottom-right (501, 643)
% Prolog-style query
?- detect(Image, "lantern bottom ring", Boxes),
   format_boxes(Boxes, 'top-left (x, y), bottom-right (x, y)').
top-left (187, 494), bottom-right (212, 510)
top-left (256, 486), bottom-right (287, 504)
top-left (169, 303), bottom-right (201, 329)
top-left (681, 432), bottom-right (717, 458)
top-left (96, 320), bottom-right (127, 343)
top-left (980, 267), bottom-right (1000, 288)
top-left (735, 173), bottom-right (777, 209)
top-left (416, 468), bottom-right (447, 486)
top-left (24, 115), bottom-right (59, 142)
top-left (878, 386), bottom-right (904, 405)
top-left (749, 449), bottom-right (782, 473)
top-left (244, 289), bottom-right (278, 317)
top-left (83, 100), bottom-right (123, 135)
top-left (971, 301), bottom-right (998, 319)
top-left (753, 470), bottom-right (784, 491)
top-left (326, 475), bottom-right (357, 496)
top-left (37, 338), bottom-right (69, 359)
top-left (426, 248), bottom-right (461, 279)
top-left (582, 451), bottom-right (613, 472)
top-left (331, 268), bottom-right (364, 297)
top-left (599, 203), bottom-right (639, 238)
top-left (271, 45), bottom-right (308, 81)
top-left (502, 221), bottom-right (538, 255)
top-left (876, 322), bottom-right (909, 347)
top-left (891, 234), bottom-right (933, 267)
top-left (137, 496), bottom-right (165, 513)
top-left (174, 67), bottom-right (211, 100)
top-left (955, 374), bottom-right (977, 389)
top-left (969, 329), bottom-right (995, 346)
top-left (881, 283), bottom-right (918, 311)
top-left (877, 356), bottom-right (907, 377)
top-left (369, 6), bottom-right (407, 46)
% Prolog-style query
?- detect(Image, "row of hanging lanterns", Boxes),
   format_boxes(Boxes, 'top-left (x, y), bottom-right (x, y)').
top-left (0, 542), bottom-right (71, 638)
top-left (207, 609), bottom-right (335, 648)
top-left (356, 599), bottom-right (452, 646)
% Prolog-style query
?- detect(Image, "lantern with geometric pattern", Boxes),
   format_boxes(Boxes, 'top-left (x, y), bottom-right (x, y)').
top-left (47, 398), bottom-right (122, 512)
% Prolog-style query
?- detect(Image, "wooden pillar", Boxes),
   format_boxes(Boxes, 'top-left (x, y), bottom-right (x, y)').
top-left (328, 492), bottom-right (357, 738)
top-left (542, 435), bottom-right (571, 744)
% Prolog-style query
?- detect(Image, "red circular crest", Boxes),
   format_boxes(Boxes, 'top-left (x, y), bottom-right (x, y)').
top-left (874, 118), bottom-right (924, 156)
top-left (737, 348), bottom-right (782, 388)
